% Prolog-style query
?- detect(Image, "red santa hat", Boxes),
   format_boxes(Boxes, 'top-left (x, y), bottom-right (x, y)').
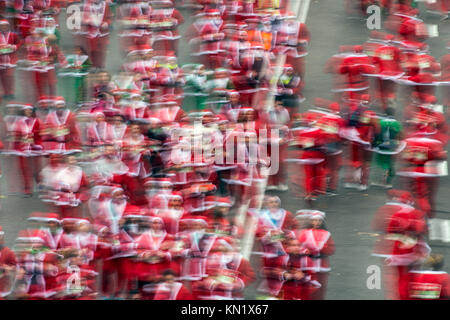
top-left (295, 209), bottom-right (312, 219)
top-left (329, 102), bottom-right (340, 113)
top-left (28, 212), bottom-right (50, 223)
top-left (155, 177), bottom-right (173, 187)
top-left (284, 64), bottom-right (294, 71)
top-left (43, 212), bottom-right (61, 223)
top-left (216, 197), bottom-right (233, 207)
top-left (0, 20), bottom-right (9, 25)
top-left (127, 45), bottom-right (153, 57)
top-left (384, 34), bottom-right (395, 42)
top-left (353, 45), bottom-right (364, 53)
top-left (38, 96), bottom-right (55, 105)
top-left (54, 96), bottom-right (65, 106)
top-left (422, 94), bottom-right (437, 105)
top-left (124, 205), bottom-right (144, 219)
top-left (216, 113), bottom-right (229, 125)
top-left (6, 102), bottom-right (30, 109)
top-left (20, 103), bottom-right (34, 110)
top-left (309, 210), bottom-right (326, 221)
top-left (388, 189), bottom-right (414, 204)
top-left (204, 8), bottom-right (221, 16)
top-left (238, 107), bottom-right (255, 115)
top-left (71, 218), bottom-right (89, 227)
top-left (16, 229), bottom-right (45, 244)
top-left (204, 195), bottom-right (217, 208)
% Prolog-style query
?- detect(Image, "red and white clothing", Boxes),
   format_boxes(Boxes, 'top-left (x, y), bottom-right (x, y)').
top-left (40, 109), bottom-right (81, 154)
top-left (407, 270), bottom-right (450, 300)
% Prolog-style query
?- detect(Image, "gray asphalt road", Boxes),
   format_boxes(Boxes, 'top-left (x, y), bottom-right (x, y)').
top-left (0, 0), bottom-right (449, 300)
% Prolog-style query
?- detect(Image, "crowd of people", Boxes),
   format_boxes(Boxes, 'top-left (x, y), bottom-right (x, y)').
top-left (0, 0), bottom-right (447, 300)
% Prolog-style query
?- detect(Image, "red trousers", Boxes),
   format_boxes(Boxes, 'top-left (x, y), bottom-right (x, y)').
top-left (376, 78), bottom-right (397, 110)
top-left (268, 143), bottom-right (288, 186)
top-left (324, 152), bottom-right (342, 191)
top-left (302, 151), bottom-right (325, 196)
top-left (0, 67), bottom-right (14, 96)
top-left (17, 156), bottom-right (41, 194)
top-left (402, 175), bottom-right (439, 218)
top-left (83, 35), bottom-right (109, 69)
top-left (348, 143), bottom-right (372, 185)
top-left (383, 264), bottom-right (410, 300)
top-left (33, 69), bottom-right (57, 101)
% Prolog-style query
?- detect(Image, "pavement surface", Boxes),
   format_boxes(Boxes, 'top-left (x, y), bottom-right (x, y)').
top-left (0, 0), bottom-right (449, 300)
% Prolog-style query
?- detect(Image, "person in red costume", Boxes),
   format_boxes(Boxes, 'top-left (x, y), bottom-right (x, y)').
top-left (407, 254), bottom-right (450, 300)
top-left (0, 20), bottom-right (21, 102)
top-left (371, 34), bottom-right (405, 110)
top-left (0, 226), bottom-right (17, 299)
top-left (151, 269), bottom-right (192, 300)
top-left (397, 130), bottom-right (447, 218)
top-left (295, 211), bottom-right (335, 300)
top-left (372, 190), bottom-right (429, 300)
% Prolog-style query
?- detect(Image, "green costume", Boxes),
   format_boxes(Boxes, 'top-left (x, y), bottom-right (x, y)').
top-left (58, 54), bottom-right (92, 107)
top-left (183, 64), bottom-right (209, 112)
top-left (372, 117), bottom-right (402, 185)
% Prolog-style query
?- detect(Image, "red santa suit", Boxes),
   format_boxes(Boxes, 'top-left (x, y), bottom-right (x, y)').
top-left (256, 207), bottom-right (296, 238)
top-left (149, 4), bottom-right (184, 54)
top-left (313, 102), bottom-right (345, 192)
top-left (295, 221), bottom-right (335, 300)
top-left (85, 114), bottom-right (109, 147)
top-left (186, 10), bottom-right (226, 69)
top-left (373, 196), bottom-right (429, 300)
top-left (90, 188), bottom-right (127, 236)
top-left (0, 240), bottom-right (16, 299)
top-left (273, 18), bottom-right (310, 78)
top-left (440, 47), bottom-right (450, 107)
top-left (281, 251), bottom-right (323, 300)
top-left (257, 233), bottom-right (290, 298)
top-left (398, 136), bottom-right (447, 217)
top-left (371, 37), bottom-right (405, 110)
top-left (6, 110), bottom-right (42, 194)
top-left (338, 49), bottom-right (376, 101)
top-left (134, 221), bottom-right (172, 283)
top-left (0, 25), bottom-right (20, 98)
top-left (15, 230), bottom-right (60, 299)
top-left (289, 125), bottom-right (328, 198)
top-left (121, 130), bottom-right (151, 178)
top-left (407, 270), bottom-right (450, 300)
top-left (117, 1), bottom-right (152, 50)
top-left (78, 0), bottom-right (112, 68)
top-left (180, 230), bottom-right (218, 281)
top-left (41, 160), bottom-right (89, 213)
top-left (152, 281), bottom-right (192, 300)
top-left (193, 248), bottom-right (255, 300)
top-left (23, 32), bottom-right (62, 101)
top-left (341, 107), bottom-right (376, 188)
top-left (40, 107), bottom-right (81, 154)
